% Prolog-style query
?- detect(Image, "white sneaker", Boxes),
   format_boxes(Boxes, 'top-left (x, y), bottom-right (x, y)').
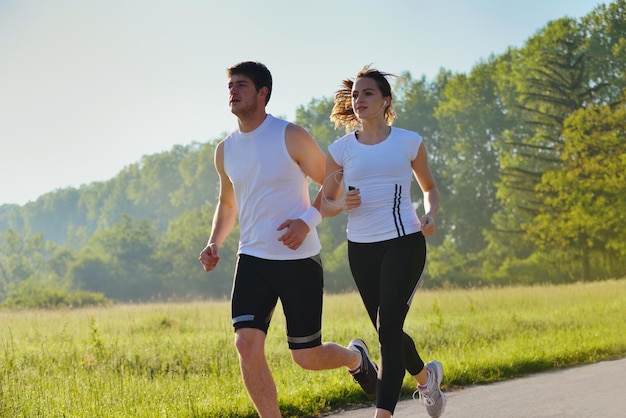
top-left (413, 360), bottom-right (446, 417)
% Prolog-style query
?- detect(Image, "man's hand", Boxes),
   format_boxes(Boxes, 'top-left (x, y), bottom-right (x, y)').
top-left (277, 219), bottom-right (310, 250)
top-left (199, 243), bottom-right (220, 272)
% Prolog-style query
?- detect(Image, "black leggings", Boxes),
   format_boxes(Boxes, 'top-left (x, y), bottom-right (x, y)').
top-left (348, 232), bottom-right (426, 413)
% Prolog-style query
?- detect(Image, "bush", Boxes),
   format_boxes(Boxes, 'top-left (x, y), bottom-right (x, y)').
top-left (0, 277), bottom-right (111, 309)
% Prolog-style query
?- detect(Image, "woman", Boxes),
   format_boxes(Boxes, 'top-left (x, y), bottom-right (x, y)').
top-left (321, 66), bottom-right (445, 418)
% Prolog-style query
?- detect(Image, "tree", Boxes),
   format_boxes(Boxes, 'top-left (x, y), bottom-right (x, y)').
top-left (0, 230), bottom-right (48, 288)
top-left (157, 204), bottom-right (238, 299)
top-left (488, 17), bottom-right (604, 279)
top-left (497, 18), bottom-right (589, 222)
top-left (583, 0), bottom-right (626, 104)
top-left (68, 255), bottom-right (118, 298)
top-left (489, 6), bottom-right (626, 281)
top-left (47, 246), bottom-right (76, 280)
top-left (0, 232), bottom-right (108, 308)
top-left (170, 141), bottom-right (221, 212)
top-left (530, 104), bottom-right (626, 280)
top-left (77, 215), bottom-right (162, 300)
top-left (435, 62), bottom-right (508, 254)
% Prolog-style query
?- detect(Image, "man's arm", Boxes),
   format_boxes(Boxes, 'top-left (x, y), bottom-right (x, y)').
top-left (276, 124), bottom-right (326, 250)
top-left (285, 123), bottom-right (326, 188)
top-left (199, 141), bottom-right (238, 272)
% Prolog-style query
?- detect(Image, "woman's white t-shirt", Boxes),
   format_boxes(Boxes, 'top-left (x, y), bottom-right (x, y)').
top-left (328, 127), bottom-right (423, 243)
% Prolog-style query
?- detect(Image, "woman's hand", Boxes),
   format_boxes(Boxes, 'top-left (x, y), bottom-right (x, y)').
top-left (420, 213), bottom-right (436, 237)
top-left (344, 188), bottom-right (361, 210)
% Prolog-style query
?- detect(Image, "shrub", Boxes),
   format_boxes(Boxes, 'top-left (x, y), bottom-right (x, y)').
top-left (0, 277), bottom-right (111, 309)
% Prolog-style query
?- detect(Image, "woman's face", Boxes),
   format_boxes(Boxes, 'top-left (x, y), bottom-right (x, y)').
top-left (351, 76), bottom-right (386, 120)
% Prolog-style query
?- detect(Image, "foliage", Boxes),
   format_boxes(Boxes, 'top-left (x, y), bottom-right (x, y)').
top-left (530, 103), bottom-right (626, 279)
top-left (71, 215), bottom-right (164, 301)
top-left (157, 204), bottom-right (238, 298)
top-left (0, 277), bottom-right (110, 309)
top-left (424, 237), bottom-right (483, 287)
top-left (435, 61), bottom-right (508, 253)
top-left (495, 17), bottom-right (589, 239)
top-left (487, 2), bottom-right (626, 279)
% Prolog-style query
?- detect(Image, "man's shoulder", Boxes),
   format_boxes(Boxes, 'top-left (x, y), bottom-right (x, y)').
top-left (285, 125), bottom-right (317, 154)
top-left (269, 114), bottom-right (292, 129)
top-left (222, 129), bottom-right (237, 141)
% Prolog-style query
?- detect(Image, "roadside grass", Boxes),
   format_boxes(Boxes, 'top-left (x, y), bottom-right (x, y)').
top-left (1, 279), bottom-right (625, 417)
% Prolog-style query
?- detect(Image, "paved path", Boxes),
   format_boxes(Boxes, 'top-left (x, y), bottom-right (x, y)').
top-left (325, 357), bottom-right (626, 417)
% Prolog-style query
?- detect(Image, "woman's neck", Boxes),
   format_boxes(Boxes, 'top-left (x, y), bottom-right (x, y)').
top-left (356, 120), bottom-right (391, 145)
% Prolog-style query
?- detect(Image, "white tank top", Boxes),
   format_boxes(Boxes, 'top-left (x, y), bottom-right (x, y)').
top-left (328, 127), bottom-right (423, 243)
top-left (223, 114), bottom-right (322, 259)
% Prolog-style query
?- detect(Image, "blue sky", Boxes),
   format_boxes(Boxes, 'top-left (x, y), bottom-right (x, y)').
top-left (0, 0), bottom-right (605, 206)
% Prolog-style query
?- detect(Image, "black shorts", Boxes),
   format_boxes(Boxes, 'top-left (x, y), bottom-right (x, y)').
top-left (231, 254), bottom-right (324, 350)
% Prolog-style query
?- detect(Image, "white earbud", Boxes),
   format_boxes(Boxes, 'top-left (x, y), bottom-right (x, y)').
top-left (383, 100), bottom-right (388, 106)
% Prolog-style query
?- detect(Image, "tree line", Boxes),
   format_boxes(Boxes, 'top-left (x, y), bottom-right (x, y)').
top-left (1, 2), bottom-right (624, 307)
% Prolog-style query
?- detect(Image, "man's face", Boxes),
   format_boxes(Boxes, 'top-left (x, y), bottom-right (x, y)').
top-left (227, 74), bottom-right (259, 117)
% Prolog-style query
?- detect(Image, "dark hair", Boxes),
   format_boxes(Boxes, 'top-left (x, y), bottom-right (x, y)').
top-left (227, 61), bottom-right (273, 105)
top-left (330, 65), bottom-right (396, 132)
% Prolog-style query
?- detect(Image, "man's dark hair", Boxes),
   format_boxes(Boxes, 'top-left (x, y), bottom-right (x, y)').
top-left (227, 61), bottom-right (273, 105)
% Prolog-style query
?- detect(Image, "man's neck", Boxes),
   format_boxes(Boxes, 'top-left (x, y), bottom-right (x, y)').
top-left (238, 111), bottom-right (268, 133)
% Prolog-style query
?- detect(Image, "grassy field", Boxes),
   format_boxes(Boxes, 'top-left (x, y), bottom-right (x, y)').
top-left (1, 279), bottom-right (625, 417)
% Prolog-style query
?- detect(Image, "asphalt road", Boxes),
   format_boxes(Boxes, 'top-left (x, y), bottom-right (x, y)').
top-left (325, 357), bottom-right (626, 418)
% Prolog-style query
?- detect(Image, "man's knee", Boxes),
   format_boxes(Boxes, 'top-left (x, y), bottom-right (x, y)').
top-left (235, 328), bottom-right (265, 359)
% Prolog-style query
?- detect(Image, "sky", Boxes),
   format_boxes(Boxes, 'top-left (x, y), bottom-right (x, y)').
top-left (0, 0), bottom-right (606, 206)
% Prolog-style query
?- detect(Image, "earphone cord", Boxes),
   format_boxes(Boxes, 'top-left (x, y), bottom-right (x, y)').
top-left (321, 169), bottom-right (346, 209)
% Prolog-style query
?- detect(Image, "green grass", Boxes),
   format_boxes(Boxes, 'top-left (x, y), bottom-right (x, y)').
top-left (1, 279), bottom-right (625, 417)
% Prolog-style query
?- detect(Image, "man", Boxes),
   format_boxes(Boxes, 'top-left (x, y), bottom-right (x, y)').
top-left (198, 61), bottom-right (377, 418)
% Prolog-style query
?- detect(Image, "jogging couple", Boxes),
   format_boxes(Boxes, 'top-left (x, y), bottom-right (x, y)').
top-left (199, 61), bottom-right (444, 418)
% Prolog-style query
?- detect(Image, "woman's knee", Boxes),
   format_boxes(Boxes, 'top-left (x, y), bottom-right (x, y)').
top-left (378, 324), bottom-right (404, 348)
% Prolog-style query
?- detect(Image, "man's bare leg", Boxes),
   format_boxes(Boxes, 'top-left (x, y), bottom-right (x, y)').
top-left (235, 328), bottom-right (281, 418)
top-left (291, 342), bottom-right (361, 371)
